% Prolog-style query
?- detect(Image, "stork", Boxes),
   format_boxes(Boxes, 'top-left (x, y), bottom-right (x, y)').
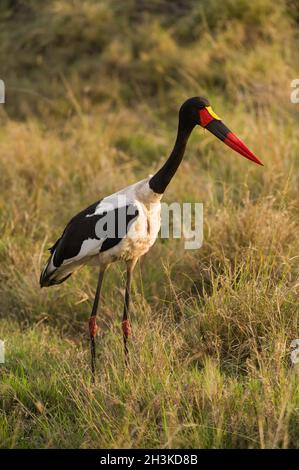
top-left (40, 97), bottom-right (263, 380)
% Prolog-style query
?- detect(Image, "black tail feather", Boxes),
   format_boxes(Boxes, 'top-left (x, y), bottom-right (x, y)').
top-left (40, 271), bottom-right (73, 288)
top-left (40, 256), bottom-right (73, 287)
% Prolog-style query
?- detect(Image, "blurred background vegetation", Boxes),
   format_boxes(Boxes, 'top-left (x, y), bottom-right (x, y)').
top-left (1, 0), bottom-right (298, 117)
top-left (0, 0), bottom-right (299, 448)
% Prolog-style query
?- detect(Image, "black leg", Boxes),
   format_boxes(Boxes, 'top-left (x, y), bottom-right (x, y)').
top-left (89, 266), bottom-right (106, 383)
top-left (122, 260), bottom-right (136, 366)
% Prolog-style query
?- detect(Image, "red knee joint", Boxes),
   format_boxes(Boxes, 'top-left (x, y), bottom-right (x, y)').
top-left (89, 316), bottom-right (98, 338)
top-left (122, 319), bottom-right (131, 337)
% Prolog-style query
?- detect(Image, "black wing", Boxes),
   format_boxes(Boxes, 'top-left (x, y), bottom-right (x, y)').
top-left (49, 199), bottom-right (102, 256)
top-left (40, 200), bottom-right (138, 287)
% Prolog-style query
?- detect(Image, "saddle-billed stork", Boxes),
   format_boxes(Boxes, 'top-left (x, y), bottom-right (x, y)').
top-left (40, 96), bottom-right (263, 380)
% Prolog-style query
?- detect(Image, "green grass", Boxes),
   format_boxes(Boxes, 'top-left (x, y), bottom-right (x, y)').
top-left (0, 0), bottom-right (299, 448)
top-left (1, 264), bottom-right (299, 449)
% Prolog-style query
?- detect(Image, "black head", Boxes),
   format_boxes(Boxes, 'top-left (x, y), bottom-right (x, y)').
top-left (179, 96), bottom-right (210, 127)
top-left (178, 96), bottom-right (263, 165)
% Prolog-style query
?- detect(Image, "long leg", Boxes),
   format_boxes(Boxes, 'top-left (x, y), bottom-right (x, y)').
top-left (122, 259), bottom-right (137, 365)
top-left (89, 266), bottom-right (106, 383)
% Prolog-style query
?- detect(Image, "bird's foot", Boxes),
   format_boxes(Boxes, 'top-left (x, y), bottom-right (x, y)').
top-left (89, 315), bottom-right (98, 338)
top-left (122, 319), bottom-right (131, 338)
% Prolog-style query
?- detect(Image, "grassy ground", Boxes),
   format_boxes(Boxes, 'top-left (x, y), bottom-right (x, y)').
top-left (0, 0), bottom-right (299, 448)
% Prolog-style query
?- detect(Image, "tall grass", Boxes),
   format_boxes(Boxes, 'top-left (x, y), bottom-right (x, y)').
top-left (0, 0), bottom-right (299, 448)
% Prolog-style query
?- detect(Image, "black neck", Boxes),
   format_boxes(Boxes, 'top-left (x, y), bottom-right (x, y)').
top-left (149, 117), bottom-right (195, 194)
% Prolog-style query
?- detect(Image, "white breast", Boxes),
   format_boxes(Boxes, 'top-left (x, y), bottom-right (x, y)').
top-left (98, 177), bottom-right (162, 264)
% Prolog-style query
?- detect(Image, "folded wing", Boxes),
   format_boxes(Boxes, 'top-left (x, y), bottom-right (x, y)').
top-left (40, 199), bottom-right (139, 286)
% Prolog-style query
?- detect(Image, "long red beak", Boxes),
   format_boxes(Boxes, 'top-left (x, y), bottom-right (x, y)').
top-left (199, 107), bottom-right (263, 166)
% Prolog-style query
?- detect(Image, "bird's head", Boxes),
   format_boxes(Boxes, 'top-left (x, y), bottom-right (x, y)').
top-left (179, 96), bottom-right (263, 165)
